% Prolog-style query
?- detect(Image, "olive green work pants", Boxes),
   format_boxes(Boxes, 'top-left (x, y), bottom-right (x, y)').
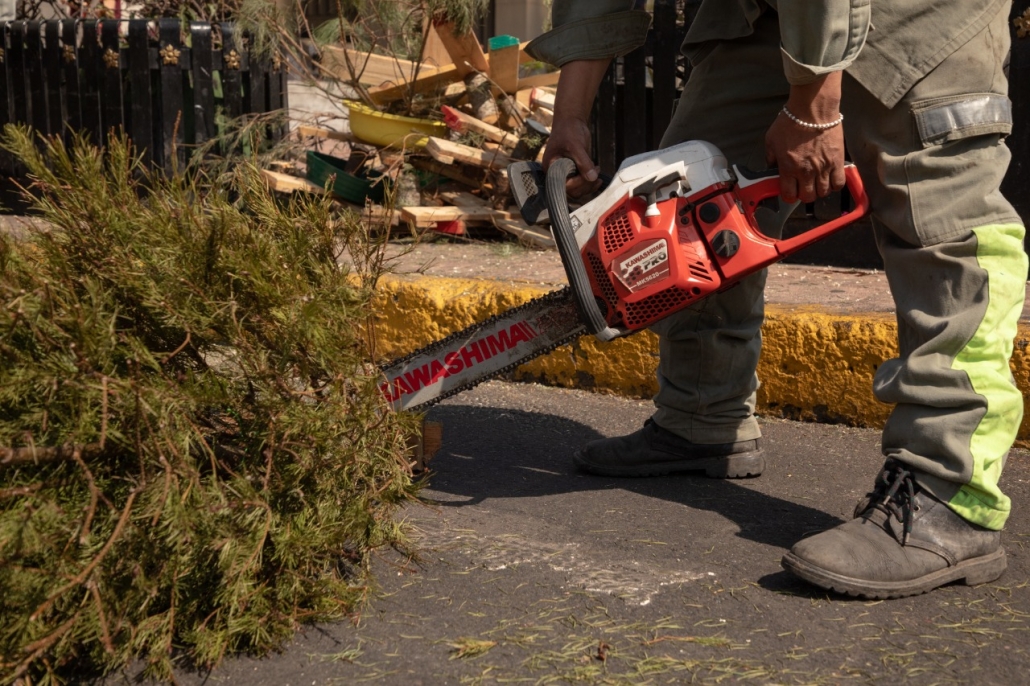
top-left (652, 5), bottom-right (1026, 529)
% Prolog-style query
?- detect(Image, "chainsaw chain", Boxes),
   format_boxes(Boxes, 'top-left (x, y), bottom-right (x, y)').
top-left (379, 287), bottom-right (585, 412)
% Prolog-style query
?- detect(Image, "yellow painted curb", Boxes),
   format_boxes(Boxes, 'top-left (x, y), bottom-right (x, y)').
top-left (373, 274), bottom-right (1030, 444)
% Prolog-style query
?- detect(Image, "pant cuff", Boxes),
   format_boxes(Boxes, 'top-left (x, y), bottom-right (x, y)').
top-left (652, 410), bottom-right (762, 444)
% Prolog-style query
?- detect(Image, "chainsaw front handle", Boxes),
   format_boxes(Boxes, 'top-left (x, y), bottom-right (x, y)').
top-left (546, 158), bottom-right (626, 341)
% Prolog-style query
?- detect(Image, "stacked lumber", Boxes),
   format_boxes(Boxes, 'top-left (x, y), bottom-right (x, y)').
top-left (274, 23), bottom-right (561, 249)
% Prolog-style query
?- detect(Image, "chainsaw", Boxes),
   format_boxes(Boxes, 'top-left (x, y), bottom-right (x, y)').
top-left (380, 140), bottom-right (869, 411)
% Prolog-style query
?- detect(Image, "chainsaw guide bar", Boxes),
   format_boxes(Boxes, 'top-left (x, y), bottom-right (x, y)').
top-left (379, 288), bottom-right (585, 412)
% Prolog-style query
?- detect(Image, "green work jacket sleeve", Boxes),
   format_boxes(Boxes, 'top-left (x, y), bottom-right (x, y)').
top-left (526, 0), bottom-right (870, 87)
top-left (773, 0), bottom-right (870, 85)
top-left (524, 0), bottom-right (652, 67)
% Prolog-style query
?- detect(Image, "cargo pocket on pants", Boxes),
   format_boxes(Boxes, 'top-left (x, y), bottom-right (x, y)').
top-left (911, 93), bottom-right (1012, 148)
top-left (902, 93), bottom-right (1016, 246)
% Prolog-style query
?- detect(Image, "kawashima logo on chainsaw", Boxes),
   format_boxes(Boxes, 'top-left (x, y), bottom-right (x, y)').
top-left (616, 238), bottom-right (671, 291)
top-left (381, 320), bottom-right (539, 402)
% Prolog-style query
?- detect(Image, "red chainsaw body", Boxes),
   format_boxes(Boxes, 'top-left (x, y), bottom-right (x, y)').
top-left (581, 168), bottom-right (867, 332)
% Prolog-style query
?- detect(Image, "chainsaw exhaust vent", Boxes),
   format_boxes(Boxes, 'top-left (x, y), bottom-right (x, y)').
top-left (688, 261), bottom-right (715, 282)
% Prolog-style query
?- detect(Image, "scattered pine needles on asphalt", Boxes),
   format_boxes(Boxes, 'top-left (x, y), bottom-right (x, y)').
top-left (0, 126), bottom-right (421, 683)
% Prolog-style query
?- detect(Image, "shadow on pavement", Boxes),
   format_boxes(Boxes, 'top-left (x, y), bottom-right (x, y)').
top-left (424, 404), bottom-right (844, 552)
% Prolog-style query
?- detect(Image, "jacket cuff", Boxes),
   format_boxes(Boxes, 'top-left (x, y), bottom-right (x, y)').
top-left (525, 11), bottom-right (652, 67)
top-left (780, 48), bottom-right (854, 85)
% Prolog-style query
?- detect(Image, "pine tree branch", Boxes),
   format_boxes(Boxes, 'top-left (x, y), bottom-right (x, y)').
top-left (0, 443), bottom-right (104, 468)
top-left (29, 488), bottom-right (141, 622)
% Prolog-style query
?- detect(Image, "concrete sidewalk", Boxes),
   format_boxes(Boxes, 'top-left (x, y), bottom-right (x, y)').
top-left (373, 242), bottom-right (1030, 444)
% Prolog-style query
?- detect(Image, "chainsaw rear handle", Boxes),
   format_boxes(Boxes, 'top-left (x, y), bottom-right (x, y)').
top-left (734, 163), bottom-right (870, 257)
top-left (546, 158), bottom-right (625, 341)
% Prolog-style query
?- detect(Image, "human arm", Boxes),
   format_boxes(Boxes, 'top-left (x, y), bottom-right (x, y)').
top-left (765, 0), bottom-right (870, 202)
top-left (764, 72), bottom-right (846, 204)
top-left (542, 59), bottom-right (612, 197)
top-left (525, 0), bottom-right (650, 196)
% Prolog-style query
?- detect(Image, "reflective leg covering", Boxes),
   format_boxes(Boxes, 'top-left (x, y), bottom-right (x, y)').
top-left (949, 225), bottom-right (1027, 528)
top-left (843, 2), bottom-right (1025, 530)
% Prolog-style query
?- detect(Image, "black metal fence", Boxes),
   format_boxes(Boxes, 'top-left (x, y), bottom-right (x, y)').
top-left (0, 19), bottom-right (289, 175)
top-left (593, 0), bottom-right (1030, 267)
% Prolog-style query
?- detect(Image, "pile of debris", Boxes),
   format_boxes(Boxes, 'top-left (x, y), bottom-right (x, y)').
top-left (263, 21), bottom-right (559, 249)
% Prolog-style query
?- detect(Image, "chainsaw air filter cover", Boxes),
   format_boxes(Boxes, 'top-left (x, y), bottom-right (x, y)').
top-left (583, 188), bottom-right (727, 331)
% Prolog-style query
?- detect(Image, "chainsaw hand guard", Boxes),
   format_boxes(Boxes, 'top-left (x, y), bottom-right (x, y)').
top-left (547, 158), bottom-right (627, 341)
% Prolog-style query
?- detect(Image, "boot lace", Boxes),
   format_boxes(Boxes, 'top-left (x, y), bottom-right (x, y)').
top-left (856, 461), bottom-right (918, 545)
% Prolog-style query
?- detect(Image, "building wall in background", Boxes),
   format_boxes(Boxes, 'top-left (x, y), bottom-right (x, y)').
top-left (493, 0), bottom-right (547, 42)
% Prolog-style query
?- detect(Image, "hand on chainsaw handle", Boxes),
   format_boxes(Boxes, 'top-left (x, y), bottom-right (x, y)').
top-left (543, 58), bottom-right (612, 198)
top-left (764, 72), bottom-right (847, 204)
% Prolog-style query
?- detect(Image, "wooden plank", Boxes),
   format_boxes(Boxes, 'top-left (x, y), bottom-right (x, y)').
top-left (321, 45), bottom-right (437, 87)
top-left (439, 190), bottom-right (488, 207)
top-left (401, 196), bottom-right (523, 227)
top-left (60, 20), bottom-right (82, 144)
top-left (410, 156), bottom-right (486, 188)
top-left (337, 202), bottom-right (402, 225)
top-left (432, 21), bottom-right (489, 77)
top-left (441, 105), bottom-right (519, 147)
top-left (488, 42), bottom-right (519, 94)
top-left (518, 41), bottom-right (535, 64)
top-left (100, 20), bottom-right (123, 141)
top-left (530, 108), bottom-right (553, 128)
top-left (368, 63), bottom-right (460, 104)
top-left (158, 19), bottom-right (185, 173)
top-left (530, 87), bottom-right (555, 111)
top-left (426, 136), bottom-right (511, 169)
top-left (516, 70), bottom-right (560, 90)
top-left (651, 0), bottom-right (678, 148)
top-left (43, 21), bottom-right (63, 138)
top-left (261, 169), bottom-right (325, 194)
top-left (296, 125), bottom-right (352, 141)
top-left (127, 20), bottom-right (153, 166)
top-left (401, 205), bottom-right (502, 225)
top-left (422, 21), bottom-right (451, 68)
top-left (493, 217), bottom-right (556, 249)
top-left (191, 22), bottom-right (215, 146)
top-left (26, 22), bottom-right (48, 135)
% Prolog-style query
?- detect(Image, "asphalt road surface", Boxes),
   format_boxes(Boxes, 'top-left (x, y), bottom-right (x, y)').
top-left (134, 381), bottom-right (1030, 685)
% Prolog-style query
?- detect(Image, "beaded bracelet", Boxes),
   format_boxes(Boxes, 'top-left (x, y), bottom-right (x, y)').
top-left (781, 106), bottom-right (844, 130)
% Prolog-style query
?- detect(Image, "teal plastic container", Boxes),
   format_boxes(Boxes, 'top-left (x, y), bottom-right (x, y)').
top-left (488, 35), bottom-right (520, 51)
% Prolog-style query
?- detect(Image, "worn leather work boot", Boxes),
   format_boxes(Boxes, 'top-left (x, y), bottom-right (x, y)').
top-left (573, 419), bottom-right (764, 478)
top-left (782, 461), bottom-right (1006, 599)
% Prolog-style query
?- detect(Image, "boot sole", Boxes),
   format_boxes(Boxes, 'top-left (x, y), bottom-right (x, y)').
top-left (572, 450), bottom-right (764, 479)
top-left (781, 547), bottom-right (1007, 599)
